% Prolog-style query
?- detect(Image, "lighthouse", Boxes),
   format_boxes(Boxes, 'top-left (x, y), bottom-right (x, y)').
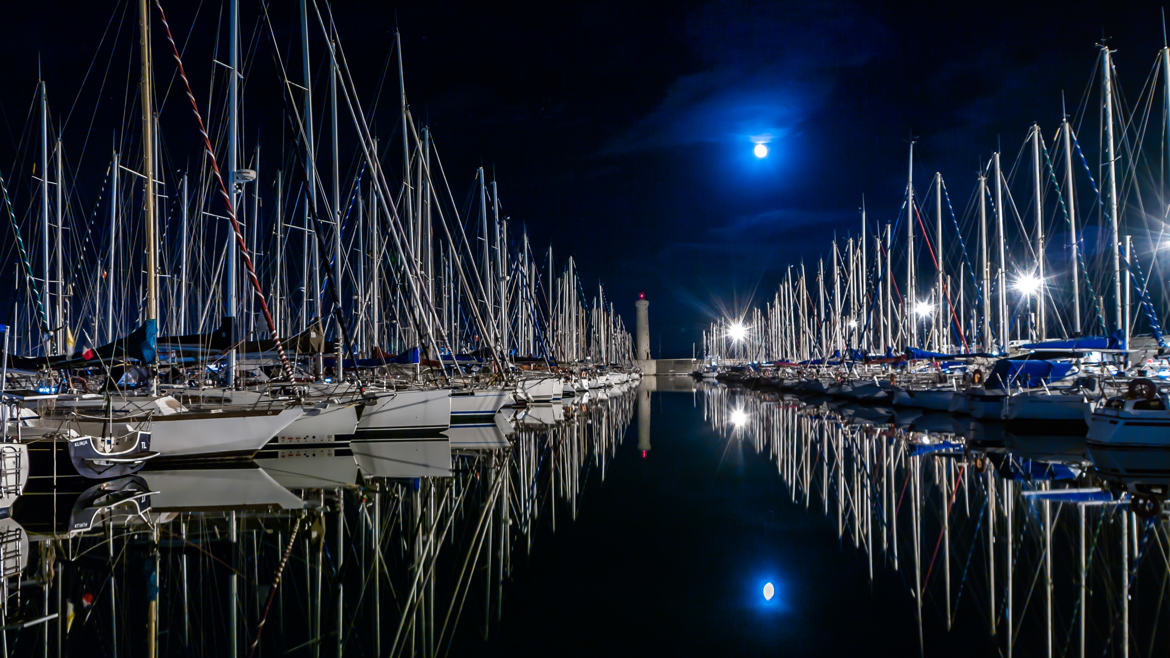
top-left (635, 292), bottom-right (650, 361)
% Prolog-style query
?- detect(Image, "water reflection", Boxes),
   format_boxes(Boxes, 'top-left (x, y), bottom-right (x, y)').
top-left (702, 383), bottom-right (1170, 657)
top-left (0, 384), bottom-right (638, 657)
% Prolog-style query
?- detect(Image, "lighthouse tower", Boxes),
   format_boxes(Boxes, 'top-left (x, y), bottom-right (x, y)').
top-left (635, 292), bottom-right (650, 361)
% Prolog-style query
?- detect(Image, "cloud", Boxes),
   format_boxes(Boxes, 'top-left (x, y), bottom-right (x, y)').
top-left (600, 1), bottom-right (887, 155)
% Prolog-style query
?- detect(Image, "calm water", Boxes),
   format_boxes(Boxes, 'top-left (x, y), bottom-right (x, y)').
top-left (2, 378), bottom-right (1167, 656)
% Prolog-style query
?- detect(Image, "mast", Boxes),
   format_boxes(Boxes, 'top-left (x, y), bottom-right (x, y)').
top-left (139, 0), bottom-right (158, 392)
top-left (330, 30), bottom-right (343, 379)
top-left (860, 197), bottom-right (867, 351)
top-left (979, 171), bottom-right (992, 352)
top-left (179, 173), bottom-right (188, 334)
top-left (272, 173), bottom-right (279, 337)
top-left (300, 0), bottom-right (322, 375)
top-left (225, 0), bottom-right (239, 386)
top-left (1031, 124), bottom-right (1046, 340)
top-left (396, 32), bottom-right (414, 348)
top-left (55, 139), bottom-right (63, 353)
top-left (884, 224), bottom-right (892, 350)
top-left (906, 142), bottom-right (915, 345)
top-left (478, 167), bottom-right (492, 328)
top-left (1101, 45), bottom-right (1124, 341)
top-left (39, 80), bottom-right (51, 354)
top-left (935, 173), bottom-right (944, 350)
top-left (493, 181), bottom-right (507, 353)
top-left (1062, 115), bottom-right (1081, 334)
top-left (994, 151), bottom-right (1007, 350)
top-left (108, 150), bottom-right (118, 342)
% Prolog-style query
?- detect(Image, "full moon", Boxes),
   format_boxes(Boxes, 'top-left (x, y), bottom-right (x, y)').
top-left (753, 143), bottom-right (769, 159)
top-left (762, 582), bottom-right (775, 601)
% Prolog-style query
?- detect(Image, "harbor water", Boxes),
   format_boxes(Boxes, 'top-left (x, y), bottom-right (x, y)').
top-left (2, 377), bottom-right (1167, 656)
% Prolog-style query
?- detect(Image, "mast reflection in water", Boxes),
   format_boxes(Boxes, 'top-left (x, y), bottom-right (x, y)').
top-left (704, 383), bottom-right (1170, 657)
top-left (0, 385), bottom-right (637, 656)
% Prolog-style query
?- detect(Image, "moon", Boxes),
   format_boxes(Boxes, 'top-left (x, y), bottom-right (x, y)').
top-left (753, 143), bottom-right (769, 159)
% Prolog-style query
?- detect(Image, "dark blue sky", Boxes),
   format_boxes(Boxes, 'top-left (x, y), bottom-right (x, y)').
top-left (1, 0), bottom-right (1165, 356)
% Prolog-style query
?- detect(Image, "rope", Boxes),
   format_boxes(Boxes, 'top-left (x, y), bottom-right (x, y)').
top-left (247, 515), bottom-right (303, 658)
top-left (1041, 131), bottom-right (1108, 335)
top-left (913, 203), bottom-right (969, 351)
top-left (1068, 127), bottom-right (1113, 335)
top-left (1122, 248), bottom-right (1168, 348)
top-left (0, 167), bottom-right (51, 340)
top-left (153, 0), bottom-right (293, 380)
top-left (941, 179), bottom-right (985, 346)
top-left (922, 462), bottom-right (966, 589)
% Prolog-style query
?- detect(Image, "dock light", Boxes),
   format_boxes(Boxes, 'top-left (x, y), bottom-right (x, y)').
top-left (762, 582), bottom-right (775, 601)
top-left (728, 322), bottom-right (747, 342)
top-left (847, 319), bottom-right (858, 329)
top-left (914, 302), bottom-right (933, 318)
top-left (730, 408), bottom-right (748, 428)
top-left (1014, 273), bottom-right (1042, 297)
top-left (753, 143), bottom-right (769, 159)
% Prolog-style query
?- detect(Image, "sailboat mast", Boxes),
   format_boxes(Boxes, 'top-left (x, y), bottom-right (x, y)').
top-left (1031, 124), bottom-right (1046, 340)
top-left (1062, 118), bottom-right (1081, 334)
top-left (140, 0), bottom-right (158, 392)
top-left (935, 173), bottom-right (944, 349)
top-left (860, 198), bottom-right (866, 351)
top-left (225, 0), bottom-right (239, 386)
top-left (493, 181), bottom-right (507, 353)
top-left (301, 0), bottom-right (322, 375)
top-left (55, 139), bottom-right (64, 353)
top-left (39, 80), bottom-right (51, 354)
top-left (478, 167), bottom-right (492, 327)
top-left (180, 173), bottom-right (188, 334)
top-left (330, 31), bottom-right (343, 379)
top-left (906, 142), bottom-right (915, 345)
top-left (1101, 45), bottom-right (1123, 341)
top-left (108, 150), bottom-right (118, 342)
top-left (994, 151), bottom-right (1007, 350)
top-left (979, 172), bottom-right (991, 352)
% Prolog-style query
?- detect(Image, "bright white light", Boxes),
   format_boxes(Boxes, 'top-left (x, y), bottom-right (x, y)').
top-left (730, 408), bottom-right (748, 428)
top-left (763, 582), bottom-right (775, 601)
top-left (753, 143), bottom-right (769, 159)
top-left (914, 302), bottom-right (933, 318)
top-left (847, 319), bottom-right (858, 329)
top-left (728, 322), bottom-right (747, 342)
top-left (1014, 273), bottom-right (1042, 297)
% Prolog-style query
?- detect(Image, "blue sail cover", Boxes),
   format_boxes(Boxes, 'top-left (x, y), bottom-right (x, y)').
top-left (904, 347), bottom-right (955, 360)
top-left (1020, 331), bottom-right (1125, 351)
top-left (985, 358), bottom-right (1075, 389)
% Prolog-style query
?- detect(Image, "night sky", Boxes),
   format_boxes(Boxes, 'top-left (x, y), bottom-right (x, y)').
top-left (0, 1), bottom-right (1165, 356)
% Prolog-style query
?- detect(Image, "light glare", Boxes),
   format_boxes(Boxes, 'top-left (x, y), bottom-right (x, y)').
top-left (1014, 273), bottom-right (1042, 296)
top-left (753, 143), bottom-right (769, 159)
top-left (730, 408), bottom-right (748, 428)
top-left (914, 302), bottom-right (933, 318)
top-left (728, 322), bottom-right (747, 342)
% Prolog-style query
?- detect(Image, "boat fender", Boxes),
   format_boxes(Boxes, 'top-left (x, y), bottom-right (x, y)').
top-left (70, 376), bottom-right (90, 393)
top-left (1126, 378), bottom-right (1157, 401)
top-left (971, 369), bottom-right (984, 386)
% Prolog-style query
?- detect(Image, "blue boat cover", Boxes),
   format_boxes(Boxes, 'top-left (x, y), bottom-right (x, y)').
top-left (1020, 331), bottom-right (1125, 351)
top-left (985, 358), bottom-right (1075, 389)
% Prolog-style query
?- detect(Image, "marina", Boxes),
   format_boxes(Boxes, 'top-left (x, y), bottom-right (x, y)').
top-left (2, 1), bottom-right (1170, 655)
